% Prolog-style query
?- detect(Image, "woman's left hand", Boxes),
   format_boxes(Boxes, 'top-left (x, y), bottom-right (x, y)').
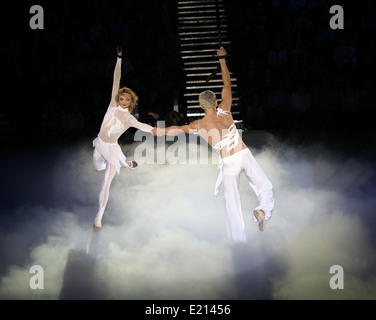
top-left (117, 46), bottom-right (122, 57)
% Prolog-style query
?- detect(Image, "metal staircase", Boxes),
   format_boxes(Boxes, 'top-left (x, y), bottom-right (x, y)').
top-left (177, 0), bottom-right (242, 124)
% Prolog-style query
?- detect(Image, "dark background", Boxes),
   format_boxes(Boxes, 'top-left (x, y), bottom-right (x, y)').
top-left (1, 0), bottom-right (375, 153)
top-left (0, 1), bottom-right (376, 303)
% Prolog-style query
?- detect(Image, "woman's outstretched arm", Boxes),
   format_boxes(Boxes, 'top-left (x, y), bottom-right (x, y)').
top-left (110, 46), bottom-right (123, 105)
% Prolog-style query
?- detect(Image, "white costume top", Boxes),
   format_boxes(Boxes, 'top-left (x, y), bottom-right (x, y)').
top-left (212, 108), bottom-right (241, 152)
top-left (198, 107), bottom-right (242, 197)
top-left (93, 57), bottom-right (153, 174)
top-left (98, 105), bottom-right (152, 143)
top-left (98, 57), bottom-right (153, 144)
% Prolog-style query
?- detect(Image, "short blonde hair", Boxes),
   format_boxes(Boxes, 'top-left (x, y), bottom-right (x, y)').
top-left (115, 87), bottom-right (138, 113)
top-left (199, 90), bottom-right (217, 109)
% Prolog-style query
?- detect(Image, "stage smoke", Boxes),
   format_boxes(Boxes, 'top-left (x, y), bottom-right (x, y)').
top-left (0, 133), bottom-right (375, 299)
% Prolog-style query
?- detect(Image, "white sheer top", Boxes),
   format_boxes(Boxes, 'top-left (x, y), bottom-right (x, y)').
top-left (98, 57), bottom-right (153, 144)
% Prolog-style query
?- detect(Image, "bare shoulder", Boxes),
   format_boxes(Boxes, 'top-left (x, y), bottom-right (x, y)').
top-left (184, 119), bottom-right (198, 131)
top-left (218, 99), bottom-right (232, 112)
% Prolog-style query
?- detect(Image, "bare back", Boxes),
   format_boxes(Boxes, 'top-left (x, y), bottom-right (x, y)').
top-left (197, 108), bottom-right (247, 158)
top-left (164, 47), bottom-right (247, 158)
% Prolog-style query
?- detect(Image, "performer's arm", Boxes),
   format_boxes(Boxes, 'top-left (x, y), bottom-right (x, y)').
top-left (110, 47), bottom-right (123, 105)
top-left (217, 47), bottom-right (232, 112)
top-left (129, 116), bottom-right (154, 133)
top-left (156, 120), bottom-right (199, 136)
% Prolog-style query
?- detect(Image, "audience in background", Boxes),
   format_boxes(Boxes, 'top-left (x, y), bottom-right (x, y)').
top-left (3, 0), bottom-right (375, 143)
top-left (225, 0), bottom-right (375, 133)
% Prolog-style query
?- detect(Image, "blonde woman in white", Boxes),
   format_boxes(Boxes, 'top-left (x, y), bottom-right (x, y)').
top-left (92, 47), bottom-right (154, 232)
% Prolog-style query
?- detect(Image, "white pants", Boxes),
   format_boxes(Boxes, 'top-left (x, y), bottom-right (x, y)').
top-left (94, 161), bottom-right (118, 227)
top-left (215, 148), bottom-right (274, 244)
top-left (93, 137), bottom-right (131, 228)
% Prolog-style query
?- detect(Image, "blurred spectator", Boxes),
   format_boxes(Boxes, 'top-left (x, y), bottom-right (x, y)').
top-left (291, 82), bottom-right (311, 113)
top-left (293, 8), bottom-right (313, 35)
top-left (164, 111), bottom-right (185, 127)
top-left (5, 0), bottom-right (376, 144)
top-left (268, 39), bottom-right (287, 69)
top-left (339, 78), bottom-right (360, 122)
top-left (89, 18), bottom-right (108, 47)
top-left (278, 11), bottom-right (295, 49)
top-left (291, 82), bottom-right (312, 128)
top-left (285, 55), bottom-right (307, 90)
top-left (311, 77), bottom-right (338, 127)
top-left (138, 88), bottom-right (162, 127)
top-left (361, 77), bottom-right (376, 109)
top-left (267, 80), bottom-right (290, 112)
top-left (333, 35), bottom-right (357, 79)
top-left (39, 103), bottom-right (66, 141)
top-left (150, 62), bottom-right (173, 117)
top-left (266, 80), bottom-right (290, 128)
top-left (247, 91), bottom-right (266, 130)
top-left (306, 56), bottom-right (329, 89)
top-left (288, 0), bottom-right (307, 13)
top-left (66, 102), bottom-right (86, 140)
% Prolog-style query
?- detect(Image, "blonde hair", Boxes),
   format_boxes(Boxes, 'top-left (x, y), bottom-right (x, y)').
top-left (115, 87), bottom-right (138, 113)
top-left (199, 90), bottom-right (217, 109)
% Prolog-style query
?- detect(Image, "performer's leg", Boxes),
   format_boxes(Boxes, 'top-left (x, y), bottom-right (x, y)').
top-left (243, 150), bottom-right (274, 222)
top-left (222, 173), bottom-right (247, 244)
top-left (94, 162), bottom-right (117, 230)
top-left (93, 149), bottom-right (106, 171)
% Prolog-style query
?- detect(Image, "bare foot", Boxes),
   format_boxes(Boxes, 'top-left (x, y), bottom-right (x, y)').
top-left (93, 224), bottom-right (101, 232)
top-left (253, 209), bottom-right (266, 232)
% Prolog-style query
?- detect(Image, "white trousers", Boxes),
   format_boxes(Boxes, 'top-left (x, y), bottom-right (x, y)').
top-left (215, 148), bottom-right (274, 244)
top-left (94, 161), bottom-right (118, 227)
top-left (93, 138), bottom-right (131, 228)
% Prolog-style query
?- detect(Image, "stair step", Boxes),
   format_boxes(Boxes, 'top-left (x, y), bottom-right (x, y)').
top-left (186, 84), bottom-right (237, 90)
top-left (178, 9), bottom-right (225, 15)
top-left (186, 106), bottom-right (242, 111)
top-left (178, 14), bottom-right (226, 20)
top-left (187, 78), bottom-right (237, 84)
top-left (178, 19), bottom-right (226, 25)
top-left (181, 48), bottom-right (220, 54)
top-left (186, 72), bottom-right (235, 77)
top-left (183, 60), bottom-right (222, 66)
top-left (178, 4), bottom-right (217, 10)
top-left (184, 64), bottom-right (220, 69)
top-left (178, 24), bottom-right (228, 30)
top-left (182, 54), bottom-right (220, 60)
top-left (187, 111), bottom-right (241, 117)
top-left (186, 96), bottom-right (240, 102)
top-left (186, 73), bottom-right (219, 77)
top-left (179, 30), bottom-right (227, 36)
top-left (181, 41), bottom-right (230, 47)
top-left (180, 35), bottom-right (227, 41)
top-left (185, 91), bottom-right (240, 97)
top-left (179, 0), bottom-right (222, 5)
top-left (186, 97), bottom-right (239, 102)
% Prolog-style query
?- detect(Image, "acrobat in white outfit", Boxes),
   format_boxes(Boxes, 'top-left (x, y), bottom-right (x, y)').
top-left (157, 47), bottom-right (274, 244)
top-left (92, 47), bottom-right (153, 231)
top-left (212, 109), bottom-right (274, 243)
